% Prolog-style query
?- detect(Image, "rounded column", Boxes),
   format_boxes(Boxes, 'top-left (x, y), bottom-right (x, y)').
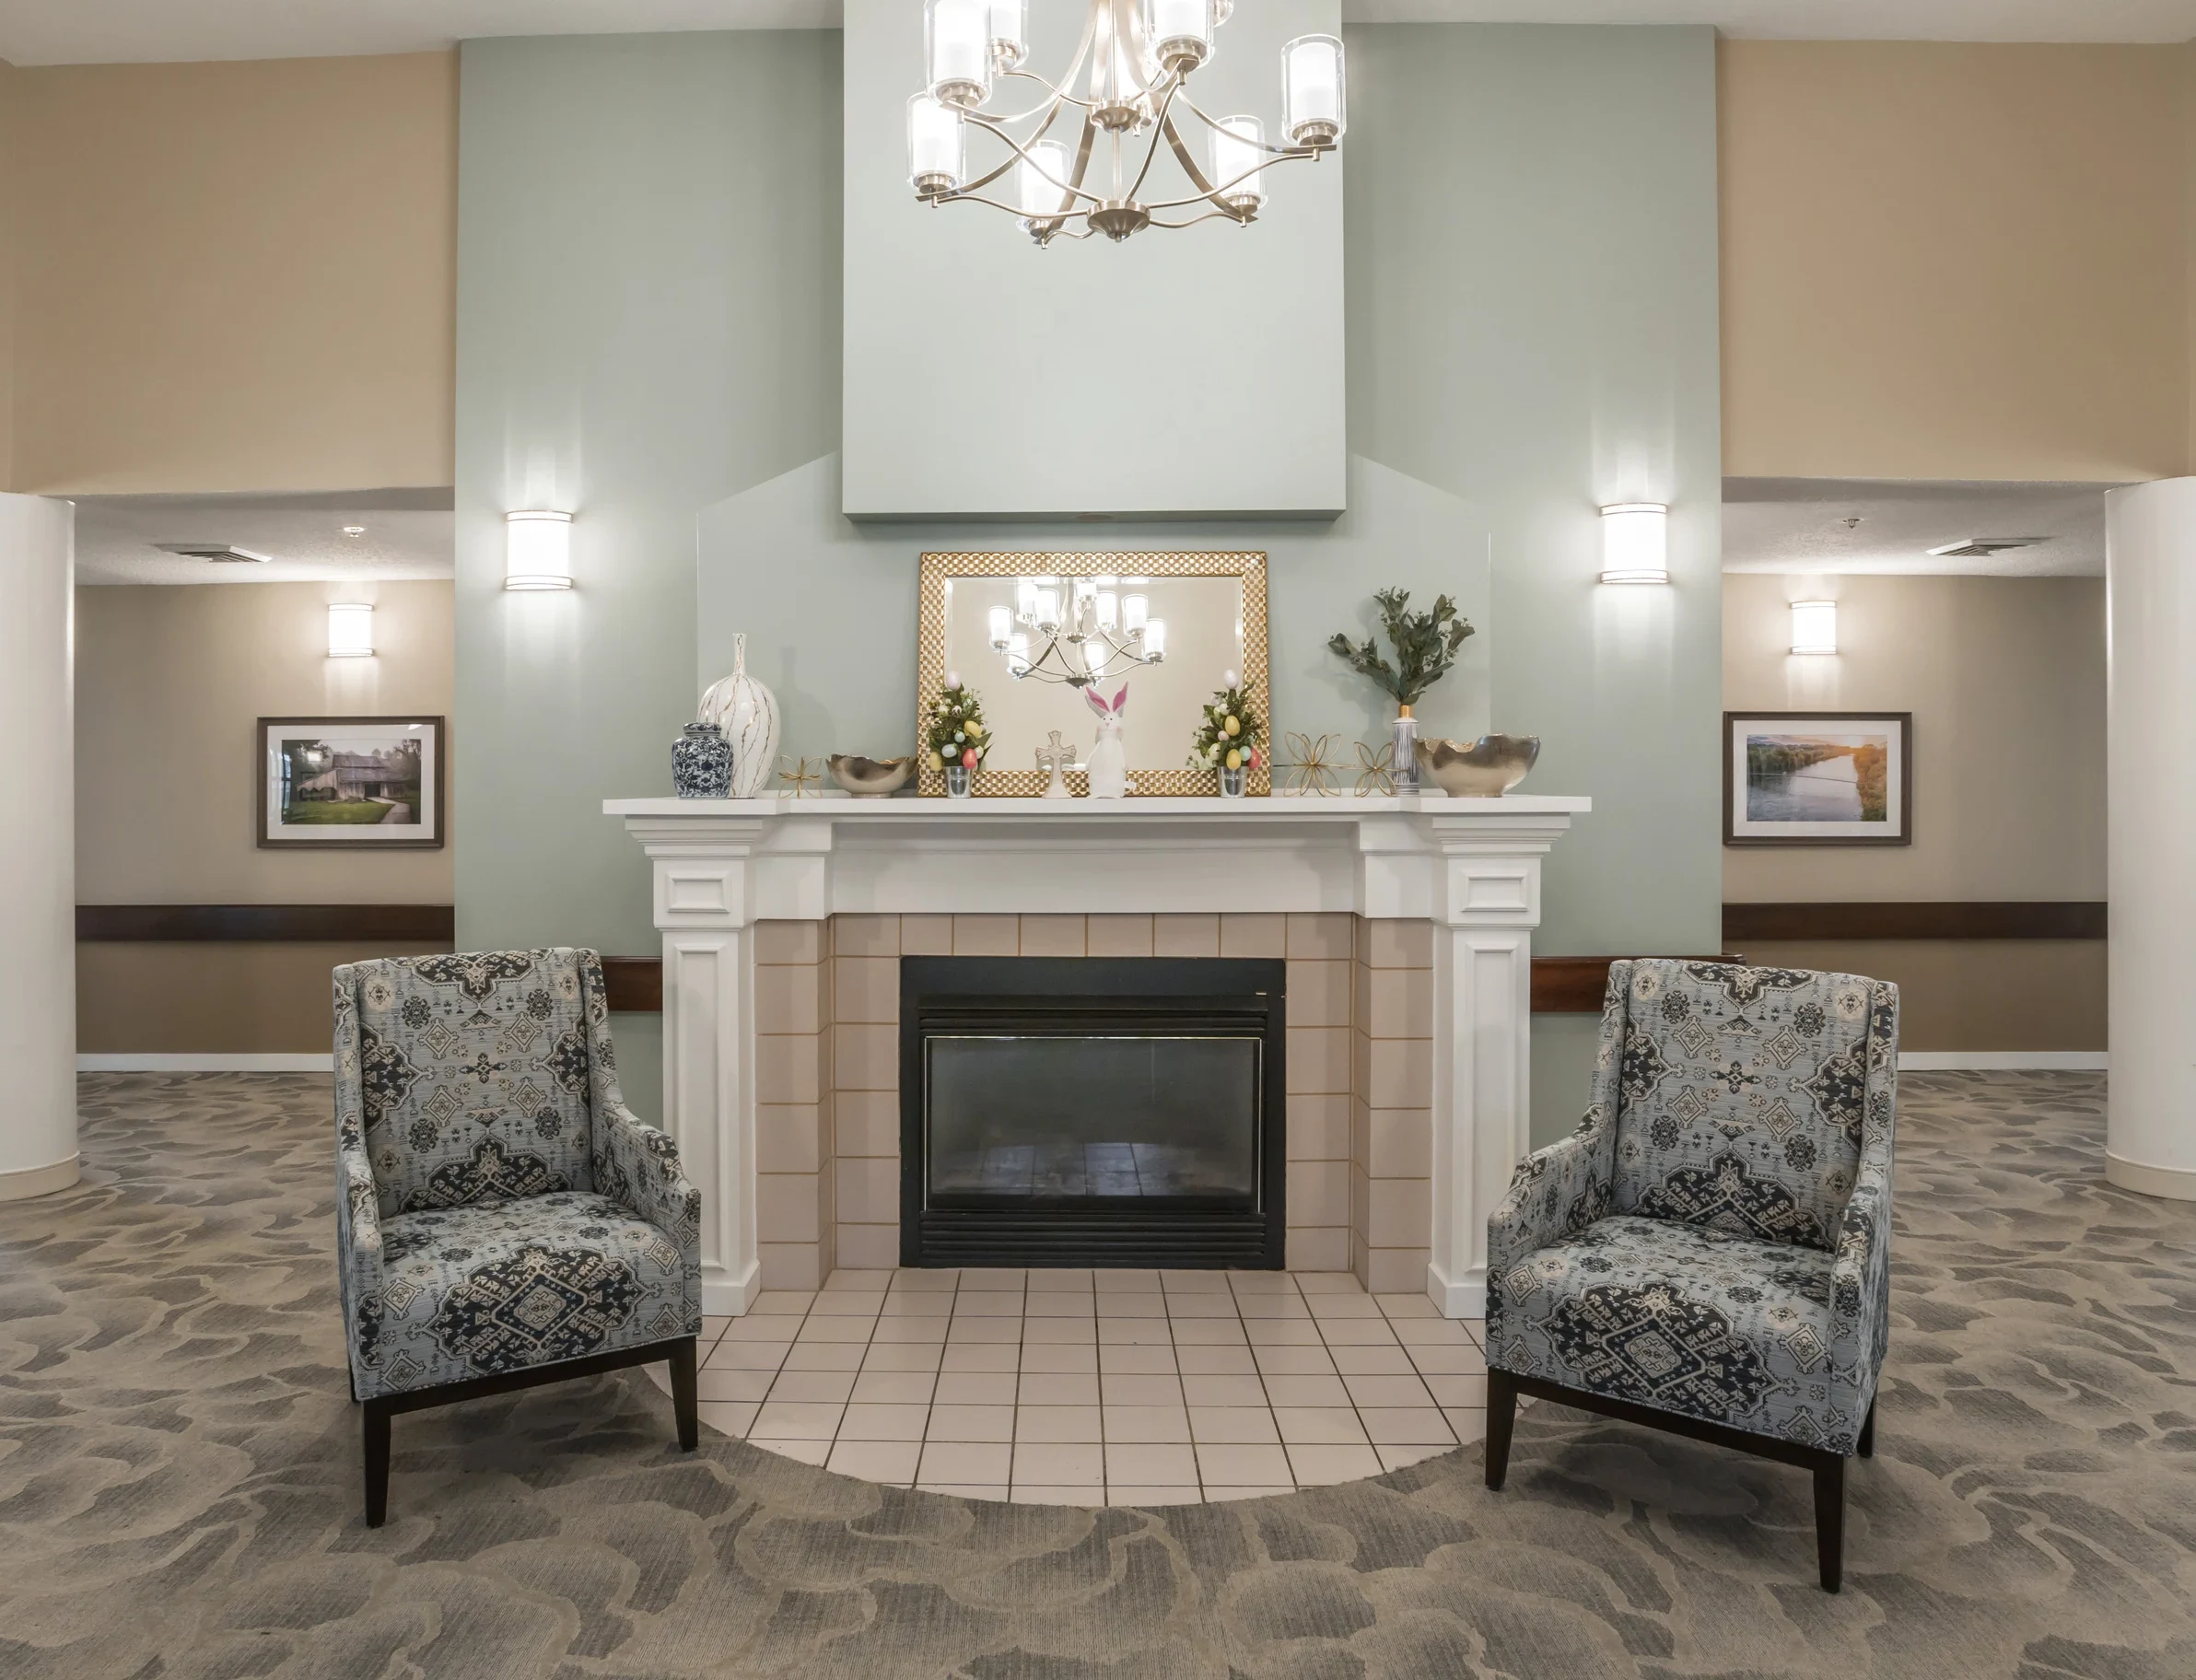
top-left (2106, 477), bottom-right (2196, 1200)
top-left (0, 495), bottom-right (78, 1201)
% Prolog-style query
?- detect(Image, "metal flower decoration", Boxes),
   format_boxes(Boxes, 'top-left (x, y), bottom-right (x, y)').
top-left (1351, 738), bottom-right (1397, 797)
top-left (777, 755), bottom-right (824, 799)
top-left (1278, 731), bottom-right (1340, 797)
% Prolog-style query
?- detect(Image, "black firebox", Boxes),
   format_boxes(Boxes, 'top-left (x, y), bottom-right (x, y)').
top-left (899, 956), bottom-right (1286, 1269)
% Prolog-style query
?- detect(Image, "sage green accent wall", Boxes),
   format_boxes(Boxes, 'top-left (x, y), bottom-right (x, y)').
top-left (453, 25), bottom-right (1720, 1146)
top-left (454, 32), bottom-right (843, 1121)
top-left (1340, 25), bottom-right (1723, 1142)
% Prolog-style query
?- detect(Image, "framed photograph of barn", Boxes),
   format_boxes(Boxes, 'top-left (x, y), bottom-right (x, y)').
top-left (258, 717), bottom-right (445, 849)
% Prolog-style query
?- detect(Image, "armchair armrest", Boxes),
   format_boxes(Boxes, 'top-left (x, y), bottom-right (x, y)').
top-left (332, 966), bottom-right (388, 1393)
top-left (1826, 978), bottom-right (1899, 1442)
top-left (1488, 1109), bottom-right (1615, 1281)
top-left (593, 1102), bottom-right (703, 1318)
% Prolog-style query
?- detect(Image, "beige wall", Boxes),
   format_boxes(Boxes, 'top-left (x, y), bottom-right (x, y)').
top-left (8, 52), bottom-right (455, 495)
top-left (1723, 573), bottom-right (2105, 902)
top-left (1723, 573), bottom-right (2106, 1052)
top-left (0, 58), bottom-right (18, 486)
top-left (76, 581), bottom-right (455, 1050)
top-left (1721, 41), bottom-right (2192, 482)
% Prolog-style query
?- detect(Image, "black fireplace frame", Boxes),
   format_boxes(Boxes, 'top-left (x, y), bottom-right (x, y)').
top-left (899, 956), bottom-right (1287, 1269)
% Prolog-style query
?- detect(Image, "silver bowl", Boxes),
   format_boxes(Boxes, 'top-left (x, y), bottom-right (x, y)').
top-left (1414, 734), bottom-right (1540, 798)
top-left (827, 754), bottom-right (917, 798)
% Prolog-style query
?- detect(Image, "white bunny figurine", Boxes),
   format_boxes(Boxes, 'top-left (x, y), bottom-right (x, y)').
top-left (1084, 682), bottom-right (1130, 799)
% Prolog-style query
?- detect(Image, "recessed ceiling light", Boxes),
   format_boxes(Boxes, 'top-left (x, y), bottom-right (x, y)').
top-left (342, 525), bottom-right (367, 536)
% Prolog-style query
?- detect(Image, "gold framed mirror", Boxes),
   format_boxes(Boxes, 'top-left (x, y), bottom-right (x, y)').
top-left (916, 551), bottom-right (1270, 797)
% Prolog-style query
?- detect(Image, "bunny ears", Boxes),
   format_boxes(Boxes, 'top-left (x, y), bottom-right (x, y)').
top-left (1084, 683), bottom-right (1130, 717)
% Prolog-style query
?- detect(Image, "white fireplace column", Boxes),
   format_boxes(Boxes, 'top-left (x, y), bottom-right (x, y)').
top-left (0, 496), bottom-right (78, 1204)
top-left (2106, 477), bottom-right (2196, 1201)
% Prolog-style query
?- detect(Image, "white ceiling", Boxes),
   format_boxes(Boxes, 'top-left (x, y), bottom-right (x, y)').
top-left (73, 490), bottom-right (454, 586)
top-left (1721, 478), bottom-right (2118, 578)
top-left (0, 0), bottom-right (2189, 64)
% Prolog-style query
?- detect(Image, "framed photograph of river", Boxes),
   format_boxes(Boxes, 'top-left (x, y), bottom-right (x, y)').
top-left (1724, 712), bottom-right (1911, 846)
top-left (258, 716), bottom-right (445, 849)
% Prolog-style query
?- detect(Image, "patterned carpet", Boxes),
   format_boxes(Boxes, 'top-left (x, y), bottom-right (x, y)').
top-left (1, 1071), bottom-right (2191, 1679)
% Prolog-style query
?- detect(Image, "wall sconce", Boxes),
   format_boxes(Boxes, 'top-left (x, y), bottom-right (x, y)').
top-left (1599, 502), bottom-right (1669, 584)
top-left (327, 602), bottom-right (374, 659)
top-left (1790, 599), bottom-right (1838, 654)
top-left (505, 510), bottom-right (573, 591)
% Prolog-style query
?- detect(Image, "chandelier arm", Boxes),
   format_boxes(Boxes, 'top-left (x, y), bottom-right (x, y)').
top-left (1174, 90), bottom-right (1323, 158)
top-left (963, 113), bottom-right (1109, 207)
top-left (957, 99), bottom-right (1071, 199)
top-left (1124, 79), bottom-right (1186, 204)
top-left (1158, 112), bottom-right (1221, 203)
top-left (1140, 157), bottom-right (1280, 213)
top-left (1144, 209), bottom-right (1245, 229)
top-left (937, 189), bottom-right (1090, 220)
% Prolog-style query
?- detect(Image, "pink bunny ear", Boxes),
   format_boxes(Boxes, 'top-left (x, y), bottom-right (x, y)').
top-left (1111, 684), bottom-right (1128, 714)
top-left (1085, 687), bottom-right (1109, 715)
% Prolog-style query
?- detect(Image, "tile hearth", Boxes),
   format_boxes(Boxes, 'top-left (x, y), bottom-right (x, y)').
top-left (651, 1266), bottom-right (1488, 1504)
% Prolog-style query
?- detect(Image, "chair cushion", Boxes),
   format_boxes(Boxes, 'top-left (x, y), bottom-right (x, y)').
top-left (353, 951), bottom-right (598, 1219)
top-left (369, 1192), bottom-right (695, 1394)
top-left (1610, 962), bottom-right (1871, 1251)
top-left (1495, 1214), bottom-right (1857, 1450)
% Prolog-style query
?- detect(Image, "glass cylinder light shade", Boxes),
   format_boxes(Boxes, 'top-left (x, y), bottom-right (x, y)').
top-left (988, 604), bottom-right (1014, 648)
top-left (326, 603), bottom-right (373, 659)
top-left (1142, 617), bottom-right (1167, 659)
top-left (987, 0), bottom-right (1027, 70)
top-left (926, 0), bottom-right (992, 107)
top-left (1008, 633), bottom-right (1031, 675)
top-left (1144, 0), bottom-right (1214, 71)
top-left (1123, 593), bottom-right (1150, 635)
top-left (1599, 502), bottom-right (1670, 585)
top-left (504, 509), bottom-right (573, 590)
top-left (1034, 588), bottom-right (1061, 631)
top-left (1210, 114), bottom-right (1267, 213)
top-left (1095, 590), bottom-right (1119, 630)
top-left (1281, 35), bottom-right (1345, 146)
top-left (1015, 138), bottom-right (1069, 223)
top-left (907, 94), bottom-right (964, 197)
top-left (1790, 600), bottom-right (1838, 655)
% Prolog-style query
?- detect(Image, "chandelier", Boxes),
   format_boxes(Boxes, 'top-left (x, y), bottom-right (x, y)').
top-left (989, 574), bottom-right (1167, 685)
top-left (905, 0), bottom-right (1347, 245)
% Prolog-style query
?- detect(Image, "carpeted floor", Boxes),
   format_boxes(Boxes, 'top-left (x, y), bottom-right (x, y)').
top-left (1, 1071), bottom-right (2191, 1679)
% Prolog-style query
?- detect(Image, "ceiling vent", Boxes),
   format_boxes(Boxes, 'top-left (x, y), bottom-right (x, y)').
top-left (1925, 536), bottom-right (2045, 559)
top-left (154, 542), bottom-right (274, 564)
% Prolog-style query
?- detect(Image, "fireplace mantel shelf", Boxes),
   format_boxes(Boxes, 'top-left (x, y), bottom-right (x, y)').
top-left (609, 789), bottom-right (1589, 1321)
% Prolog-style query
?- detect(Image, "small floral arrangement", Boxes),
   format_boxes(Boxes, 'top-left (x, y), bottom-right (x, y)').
top-left (924, 671), bottom-right (988, 772)
top-left (1188, 671), bottom-right (1264, 776)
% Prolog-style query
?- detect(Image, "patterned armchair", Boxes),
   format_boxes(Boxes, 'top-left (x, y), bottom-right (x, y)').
top-left (333, 948), bottom-right (702, 1526)
top-left (1484, 959), bottom-right (1897, 1592)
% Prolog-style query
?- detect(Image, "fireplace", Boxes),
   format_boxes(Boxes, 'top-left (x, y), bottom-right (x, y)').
top-left (899, 956), bottom-right (1287, 1268)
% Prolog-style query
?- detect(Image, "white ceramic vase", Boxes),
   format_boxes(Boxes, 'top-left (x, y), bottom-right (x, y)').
top-left (699, 634), bottom-right (780, 799)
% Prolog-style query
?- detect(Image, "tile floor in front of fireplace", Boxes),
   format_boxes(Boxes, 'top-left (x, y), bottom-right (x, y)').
top-left (649, 1266), bottom-right (1488, 1503)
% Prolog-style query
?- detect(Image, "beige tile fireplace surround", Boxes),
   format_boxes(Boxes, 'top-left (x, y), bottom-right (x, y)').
top-left (609, 793), bottom-right (1588, 1320)
top-left (751, 912), bottom-right (1435, 1294)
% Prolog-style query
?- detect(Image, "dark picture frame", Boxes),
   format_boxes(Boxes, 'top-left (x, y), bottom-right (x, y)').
top-left (258, 716), bottom-right (446, 849)
top-left (1723, 711), bottom-right (1911, 847)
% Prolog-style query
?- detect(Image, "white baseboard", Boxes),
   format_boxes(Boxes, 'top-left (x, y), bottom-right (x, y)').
top-left (1898, 1051), bottom-right (2107, 1072)
top-left (77, 1053), bottom-right (333, 1073)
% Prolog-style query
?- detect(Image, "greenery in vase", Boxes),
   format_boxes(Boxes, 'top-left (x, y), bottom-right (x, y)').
top-left (1327, 588), bottom-right (1475, 708)
top-left (1187, 674), bottom-right (1264, 775)
top-left (924, 672), bottom-right (988, 772)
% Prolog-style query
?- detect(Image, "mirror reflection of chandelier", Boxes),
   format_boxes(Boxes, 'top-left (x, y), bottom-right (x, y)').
top-left (990, 573), bottom-right (1167, 685)
top-left (907, 0), bottom-right (1346, 244)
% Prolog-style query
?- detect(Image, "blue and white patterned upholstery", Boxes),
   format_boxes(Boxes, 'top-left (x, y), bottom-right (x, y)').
top-left (333, 949), bottom-right (702, 1402)
top-left (1487, 960), bottom-right (1897, 1453)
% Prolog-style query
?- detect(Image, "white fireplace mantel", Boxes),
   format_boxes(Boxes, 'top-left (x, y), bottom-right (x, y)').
top-left (606, 792), bottom-right (1589, 1318)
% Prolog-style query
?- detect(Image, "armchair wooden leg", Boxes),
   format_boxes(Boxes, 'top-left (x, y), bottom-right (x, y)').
top-left (669, 1336), bottom-right (699, 1452)
top-left (1857, 1397), bottom-right (1876, 1459)
top-left (1484, 1368), bottom-right (1518, 1491)
top-left (1812, 1454), bottom-right (1846, 1592)
top-left (363, 1398), bottom-right (391, 1529)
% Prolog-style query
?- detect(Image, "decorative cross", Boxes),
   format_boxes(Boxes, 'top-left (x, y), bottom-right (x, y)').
top-left (1352, 738), bottom-right (1397, 797)
top-left (1279, 731), bottom-right (1341, 797)
top-left (777, 755), bottom-right (823, 799)
top-left (1034, 730), bottom-right (1074, 799)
